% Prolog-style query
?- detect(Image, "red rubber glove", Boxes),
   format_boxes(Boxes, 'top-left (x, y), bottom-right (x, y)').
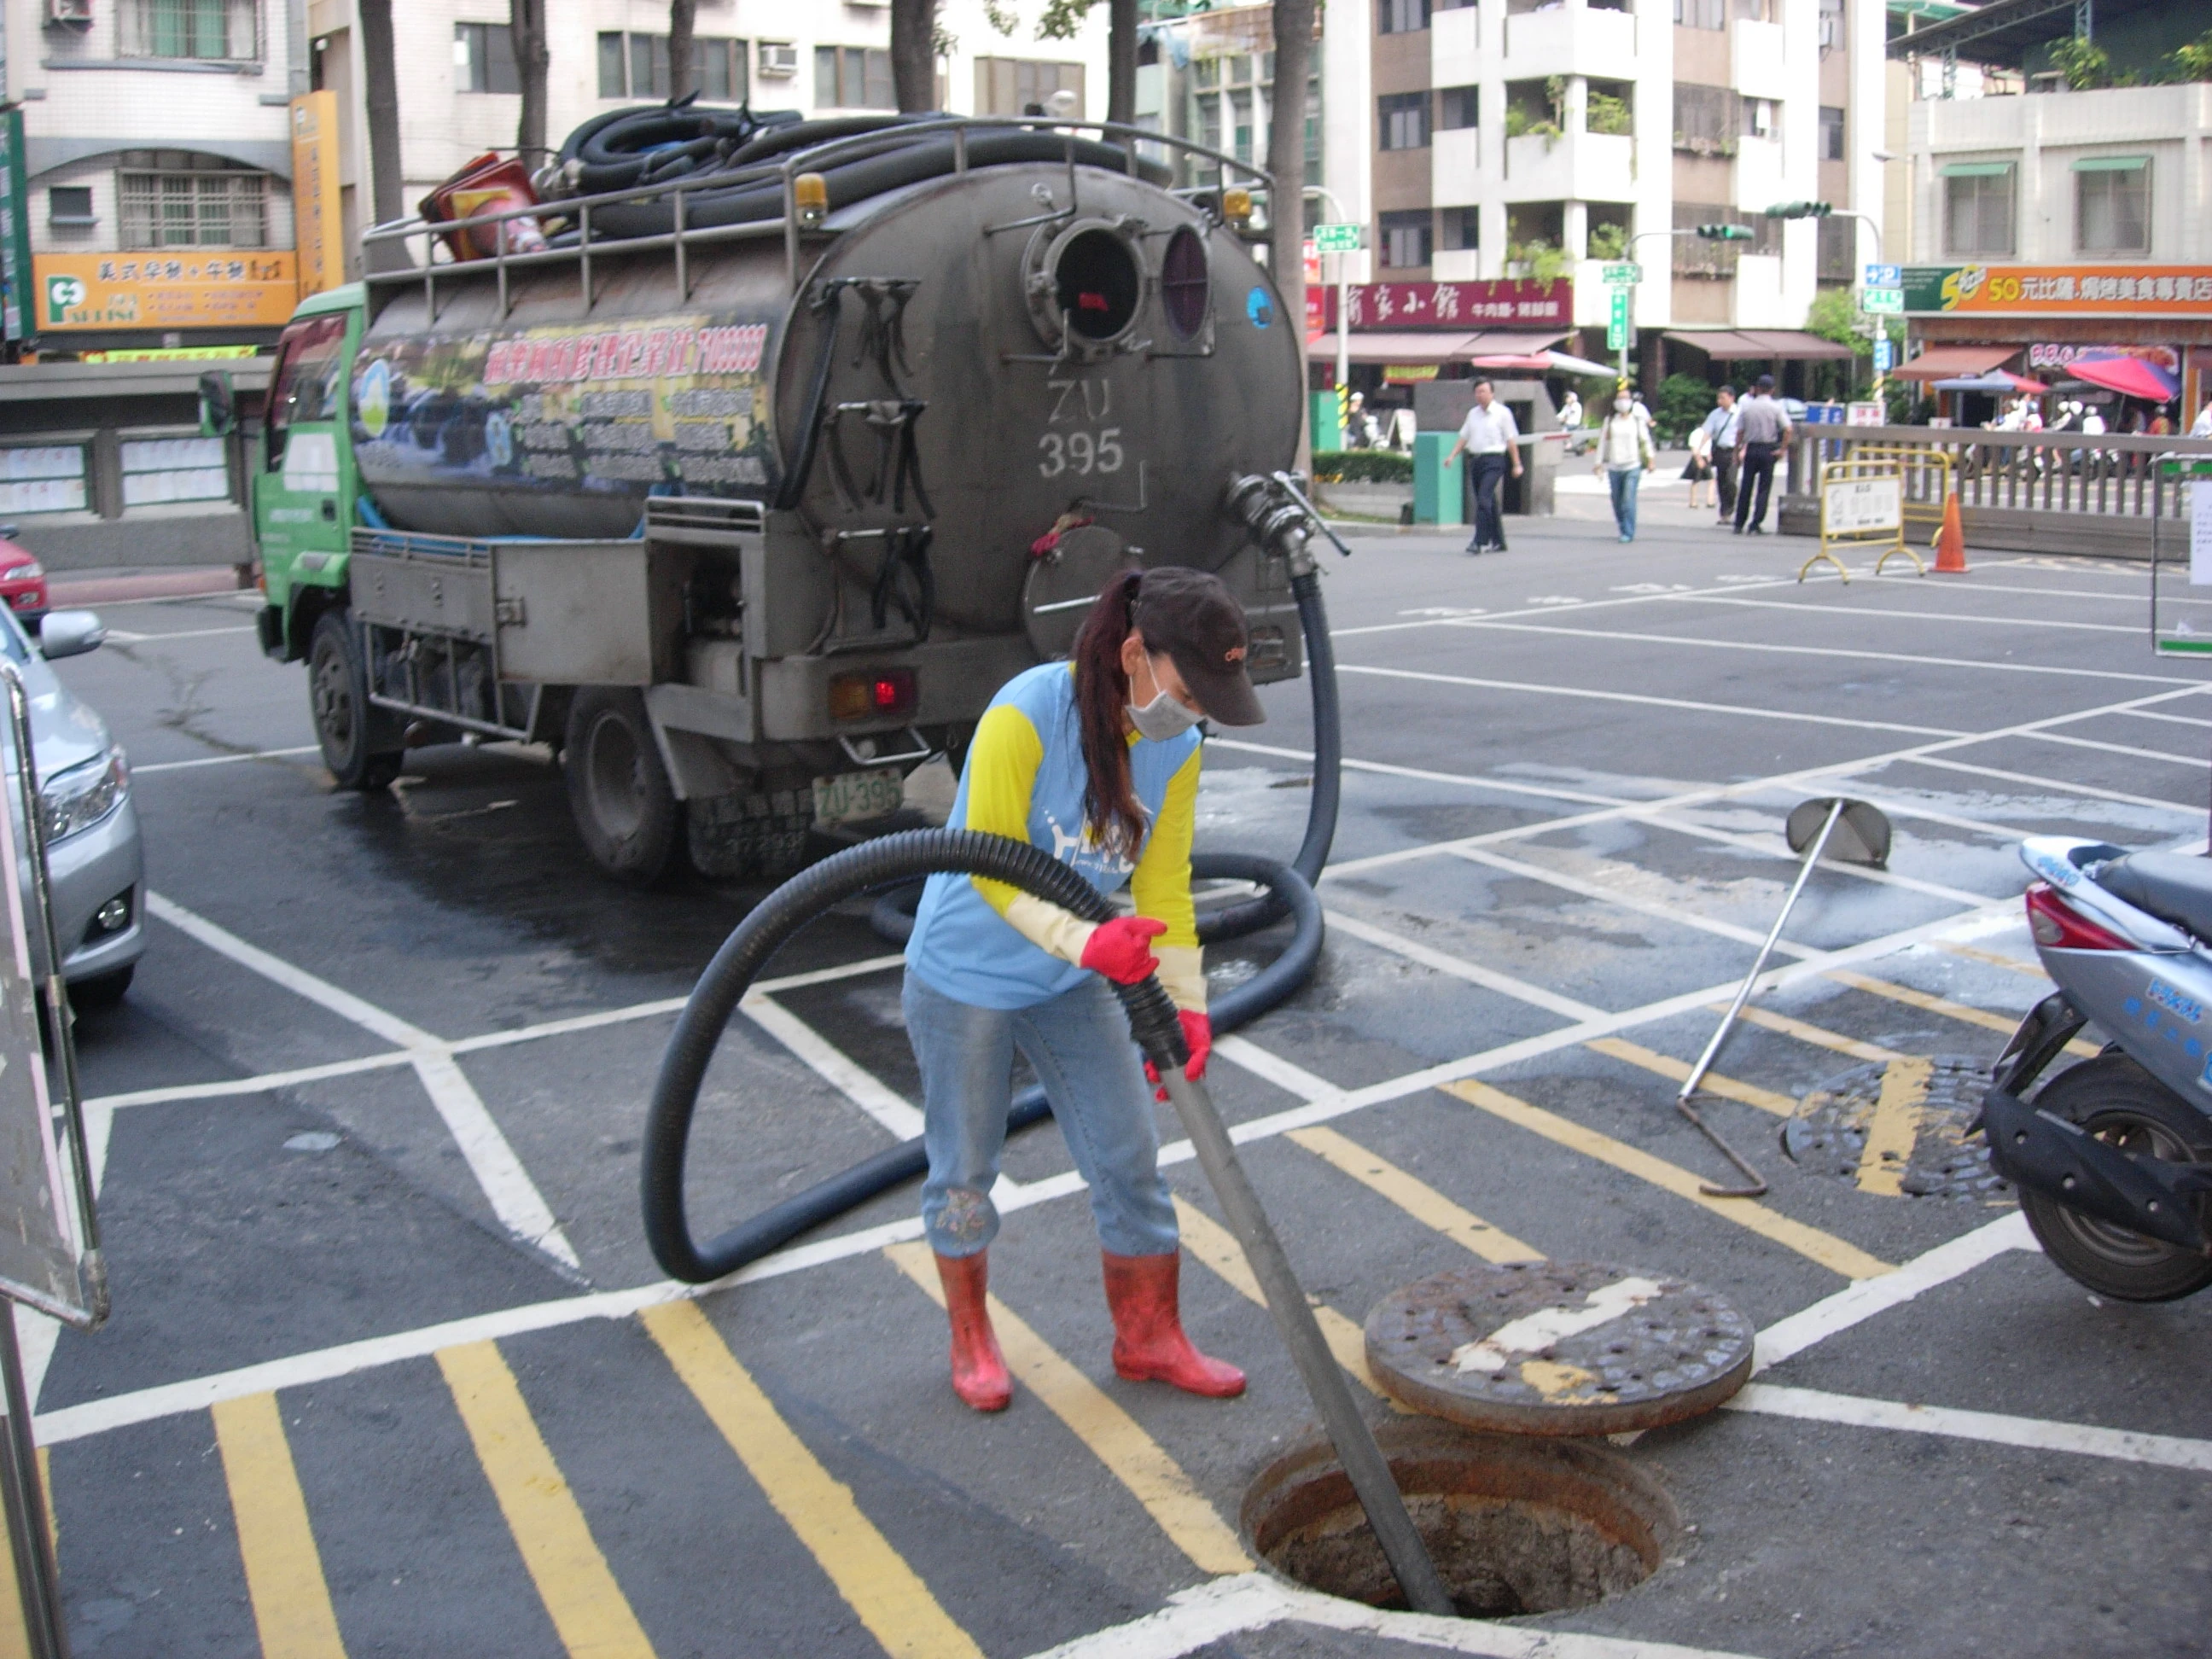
top-left (1080, 916), bottom-right (1166, 985)
top-left (1145, 1010), bottom-right (1213, 1100)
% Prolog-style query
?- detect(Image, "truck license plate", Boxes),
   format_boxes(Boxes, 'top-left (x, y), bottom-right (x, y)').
top-left (812, 766), bottom-right (904, 827)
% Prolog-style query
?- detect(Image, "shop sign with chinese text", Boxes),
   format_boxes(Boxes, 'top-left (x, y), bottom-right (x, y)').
top-left (1901, 265), bottom-right (2212, 316)
top-left (1327, 280), bottom-right (1570, 331)
top-left (33, 253), bottom-right (300, 331)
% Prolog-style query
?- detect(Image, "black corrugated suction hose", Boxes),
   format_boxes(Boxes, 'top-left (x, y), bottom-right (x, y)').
top-left (640, 569), bottom-right (1338, 1284)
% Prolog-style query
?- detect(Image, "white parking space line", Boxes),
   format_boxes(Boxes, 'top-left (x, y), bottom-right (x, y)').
top-left (1632, 813), bottom-right (1998, 909)
top-left (1321, 908), bottom-right (1606, 1022)
top-left (1022, 1572), bottom-right (1778, 1659)
top-left (1882, 754), bottom-right (2201, 817)
top-left (1442, 620), bottom-right (2200, 687)
top-left (2012, 728), bottom-right (2206, 768)
top-left (2116, 707), bottom-right (2212, 730)
top-left (1674, 593), bottom-right (2144, 634)
top-left (740, 992), bottom-right (926, 1140)
top-left (104, 626), bottom-right (259, 643)
top-left (134, 747), bottom-right (321, 775)
top-left (1725, 1384), bottom-right (2212, 1474)
top-left (143, 893), bottom-right (579, 1268)
top-left (1336, 663), bottom-right (1966, 739)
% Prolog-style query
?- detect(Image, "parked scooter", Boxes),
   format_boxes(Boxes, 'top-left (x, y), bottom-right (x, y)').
top-left (1978, 837), bottom-right (2212, 1301)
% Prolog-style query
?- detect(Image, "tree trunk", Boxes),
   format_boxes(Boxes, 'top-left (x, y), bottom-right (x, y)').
top-left (1268, 0), bottom-right (1313, 456)
top-left (1107, 0), bottom-right (1137, 130)
top-left (668, 0), bottom-right (696, 102)
top-left (511, 0), bottom-right (550, 157)
top-left (358, 0), bottom-right (404, 263)
top-left (890, 0), bottom-right (936, 112)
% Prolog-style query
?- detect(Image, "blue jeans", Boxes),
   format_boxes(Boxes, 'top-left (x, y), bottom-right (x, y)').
top-left (904, 969), bottom-right (1178, 1259)
top-left (1606, 467), bottom-right (1641, 538)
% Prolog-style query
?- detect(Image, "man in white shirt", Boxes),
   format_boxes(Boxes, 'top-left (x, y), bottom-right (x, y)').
top-left (1699, 386), bottom-right (1742, 524)
top-left (1445, 379), bottom-right (1522, 555)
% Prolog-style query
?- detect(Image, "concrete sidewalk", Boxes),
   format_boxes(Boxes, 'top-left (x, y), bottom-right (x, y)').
top-left (49, 565), bottom-right (247, 606)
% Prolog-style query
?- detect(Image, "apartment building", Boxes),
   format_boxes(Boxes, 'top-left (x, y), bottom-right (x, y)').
top-left (1353, 0), bottom-right (1886, 377)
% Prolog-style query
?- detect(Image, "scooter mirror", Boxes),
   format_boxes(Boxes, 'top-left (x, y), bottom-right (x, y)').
top-left (1785, 796), bottom-right (1891, 867)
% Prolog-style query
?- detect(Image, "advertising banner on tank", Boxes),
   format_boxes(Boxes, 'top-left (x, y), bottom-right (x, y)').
top-left (349, 313), bottom-right (781, 516)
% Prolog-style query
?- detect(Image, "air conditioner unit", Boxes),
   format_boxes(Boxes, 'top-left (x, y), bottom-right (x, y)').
top-left (44, 0), bottom-right (92, 30)
top-left (758, 40), bottom-right (798, 77)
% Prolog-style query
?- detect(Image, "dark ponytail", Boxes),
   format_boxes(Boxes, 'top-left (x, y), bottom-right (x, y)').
top-left (1069, 568), bottom-right (1149, 861)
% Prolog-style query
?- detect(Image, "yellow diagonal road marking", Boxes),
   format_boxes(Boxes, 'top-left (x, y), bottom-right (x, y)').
top-left (1168, 1196), bottom-right (1388, 1399)
top-left (210, 1392), bottom-right (348, 1659)
top-left (1934, 940), bottom-right (2048, 979)
top-left (1288, 1125), bottom-right (1545, 1260)
top-left (641, 1300), bottom-right (981, 1659)
top-left (436, 1342), bottom-right (657, 1659)
top-left (1585, 1038), bottom-right (1798, 1118)
top-left (884, 1243), bottom-right (1251, 1575)
top-left (1831, 970), bottom-right (2098, 1057)
top-left (1856, 1057), bottom-right (1933, 1197)
top-left (1720, 1004), bottom-right (1905, 1064)
top-left (1443, 1080), bottom-right (1894, 1281)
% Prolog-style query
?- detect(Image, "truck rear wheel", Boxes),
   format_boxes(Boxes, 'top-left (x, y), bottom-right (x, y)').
top-left (309, 610), bottom-right (404, 790)
top-left (564, 687), bottom-right (681, 885)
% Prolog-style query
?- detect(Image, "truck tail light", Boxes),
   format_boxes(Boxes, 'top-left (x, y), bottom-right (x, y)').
top-left (830, 668), bottom-right (916, 721)
top-left (2025, 882), bottom-right (2133, 952)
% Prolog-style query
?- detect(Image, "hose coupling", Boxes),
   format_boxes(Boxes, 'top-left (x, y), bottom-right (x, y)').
top-left (1227, 474), bottom-right (1313, 570)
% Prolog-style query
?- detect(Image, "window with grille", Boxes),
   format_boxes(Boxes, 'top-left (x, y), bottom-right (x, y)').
top-left (815, 46), bottom-right (894, 108)
top-left (117, 155), bottom-right (267, 249)
top-left (1673, 84), bottom-right (1738, 155)
top-left (1378, 209), bottom-right (1431, 268)
top-left (1820, 106), bottom-right (1844, 161)
top-left (2075, 158), bottom-right (2149, 255)
top-left (1439, 207), bottom-right (1478, 251)
top-left (1673, 0), bottom-right (1725, 26)
top-left (1378, 91), bottom-right (1429, 152)
top-left (455, 23), bottom-right (520, 94)
top-left (119, 0), bottom-right (258, 61)
top-left (974, 58), bottom-right (1086, 117)
top-left (597, 33), bottom-right (747, 100)
top-left (1816, 214), bottom-right (1854, 282)
top-left (1438, 85), bottom-right (1477, 130)
top-left (1377, 0), bottom-right (1429, 34)
top-left (1944, 162), bottom-right (2014, 256)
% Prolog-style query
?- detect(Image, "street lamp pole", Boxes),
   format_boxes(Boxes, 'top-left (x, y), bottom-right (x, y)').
top-left (1306, 184), bottom-right (1353, 431)
top-left (1833, 210), bottom-right (1889, 400)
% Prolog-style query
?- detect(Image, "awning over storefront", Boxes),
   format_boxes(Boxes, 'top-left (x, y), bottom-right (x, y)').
top-left (1661, 329), bottom-right (1856, 361)
top-left (1889, 344), bottom-right (2019, 382)
top-left (2065, 355), bottom-right (2180, 403)
top-left (1307, 329), bottom-right (1567, 364)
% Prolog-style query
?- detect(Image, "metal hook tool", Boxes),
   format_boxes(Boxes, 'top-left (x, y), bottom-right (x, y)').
top-left (1675, 796), bottom-right (1893, 1198)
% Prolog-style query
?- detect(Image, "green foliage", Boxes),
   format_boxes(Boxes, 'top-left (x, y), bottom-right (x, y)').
top-left (2047, 35), bottom-right (2133, 90)
top-left (1655, 373), bottom-right (1714, 443)
top-left (2168, 28), bottom-right (2212, 80)
top-left (1803, 285), bottom-right (1901, 358)
top-left (981, 0), bottom-right (1019, 36)
top-left (1585, 90), bottom-right (1632, 137)
top-left (1883, 377), bottom-right (1918, 426)
top-left (1311, 450), bottom-right (1414, 484)
top-left (1037, 0), bottom-right (1091, 41)
top-left (1503, 105), bottom-right (1561, 143)
top-left (1586, 220), bottom-right (1628, 261)
top-left (1505, 240), bottom-right (1570, 282)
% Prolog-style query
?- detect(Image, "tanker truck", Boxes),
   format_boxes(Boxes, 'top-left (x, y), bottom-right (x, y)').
top-left (216, 109), bottom-right (1318, 883)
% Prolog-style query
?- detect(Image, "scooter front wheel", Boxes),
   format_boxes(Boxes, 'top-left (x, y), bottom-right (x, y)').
top-left (2019, 1055), bottom-right (2212, 1302)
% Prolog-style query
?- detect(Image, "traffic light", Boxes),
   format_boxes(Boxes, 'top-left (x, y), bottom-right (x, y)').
top-left (1761, 201), bottom-right (1833, 219)
top-left (1695, 224), bottom-right (1755, 241)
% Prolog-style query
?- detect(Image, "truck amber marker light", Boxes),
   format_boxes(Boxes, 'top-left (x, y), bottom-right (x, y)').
top-left (830, 669), bottom-right (917, 721)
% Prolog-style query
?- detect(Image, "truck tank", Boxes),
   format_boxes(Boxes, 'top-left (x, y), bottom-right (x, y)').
top-left (314, 116), bottom-right (1313, 883)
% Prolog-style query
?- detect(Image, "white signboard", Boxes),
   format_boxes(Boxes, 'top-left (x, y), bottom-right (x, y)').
top-left (1825, 474), bottom-right (1901, 535)
top-left (2191, 480), bottom-right (2212, 585)
top-left (1846, 402), bottom-right (1885, 427)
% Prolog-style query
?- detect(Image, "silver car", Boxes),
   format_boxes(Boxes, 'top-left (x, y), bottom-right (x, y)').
top-left (0, 608), bottom-right (142, 1006)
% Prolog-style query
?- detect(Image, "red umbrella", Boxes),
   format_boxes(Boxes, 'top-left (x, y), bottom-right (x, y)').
top-left (2067, 355), bottom-right (2177, 402)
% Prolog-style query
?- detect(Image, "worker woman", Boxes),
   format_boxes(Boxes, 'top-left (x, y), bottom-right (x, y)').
top-left (903, 565), bottom-right (1266, 1412)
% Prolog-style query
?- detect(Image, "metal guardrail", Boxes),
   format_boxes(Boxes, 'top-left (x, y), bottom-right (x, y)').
top-left (1780, 426), bottom-right (2212, 556)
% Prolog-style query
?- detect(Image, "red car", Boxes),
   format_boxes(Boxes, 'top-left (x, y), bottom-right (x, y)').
top-left (0, 530), bottom-right (47, 626)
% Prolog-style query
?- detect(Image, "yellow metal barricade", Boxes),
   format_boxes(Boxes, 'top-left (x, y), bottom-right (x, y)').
top-left (1842, 443), bottom-right (1954, 568)
top-left (1804, 457), bottom-right (1918, 583)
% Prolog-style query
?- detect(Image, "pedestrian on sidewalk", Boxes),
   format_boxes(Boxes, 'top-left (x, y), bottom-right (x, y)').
top-left (1596, 388), bottom-right (1655, 542)
top-left (1446, 378), bottom-right (1522, 554)
top-left (1732, 375), bottom-right (1791, 536)
top-left (1684, 420), bottom-right (1714, 510)
top-left (1702, 386), bottom-right (1741, 522)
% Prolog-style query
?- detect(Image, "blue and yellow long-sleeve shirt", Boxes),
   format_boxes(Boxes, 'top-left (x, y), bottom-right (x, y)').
top-left (905, 661), bottom-right (1205, 1012)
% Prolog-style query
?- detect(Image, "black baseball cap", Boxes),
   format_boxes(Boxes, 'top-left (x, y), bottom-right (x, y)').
top-left (1132, 566), bottom-right (1266, 727)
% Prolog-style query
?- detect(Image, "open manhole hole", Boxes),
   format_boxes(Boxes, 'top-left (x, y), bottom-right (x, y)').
top-left (1241, 1418), bottom-right (1680, 1617)
top-left (1782, 1054), bottom-right (2001, 1199)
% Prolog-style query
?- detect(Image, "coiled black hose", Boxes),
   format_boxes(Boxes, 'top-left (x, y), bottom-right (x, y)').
top-left (641, 568), bottom-right (1338, 1284)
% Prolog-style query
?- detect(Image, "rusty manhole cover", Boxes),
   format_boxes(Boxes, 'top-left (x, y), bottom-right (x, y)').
top-left (1364, 1262), bottom-right (1755, 1436)
top-left (1781, 1055), bottom-right (2000, 1199)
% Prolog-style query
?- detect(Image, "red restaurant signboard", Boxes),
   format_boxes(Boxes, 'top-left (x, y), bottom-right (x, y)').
top-left (1325, 280), bottom-right (1570, 332)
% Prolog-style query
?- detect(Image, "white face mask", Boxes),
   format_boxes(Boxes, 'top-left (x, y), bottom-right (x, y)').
top-left (1127, 686), bottom-right (1201, 742)
top-left (1614, 399), bottom-right (1632, 414)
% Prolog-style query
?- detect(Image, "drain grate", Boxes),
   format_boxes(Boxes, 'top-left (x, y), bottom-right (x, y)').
top-left (1241, 1418), bottom-right (1681, 1617)
top-left (1782, 1054), bottom-right (2001, 1199)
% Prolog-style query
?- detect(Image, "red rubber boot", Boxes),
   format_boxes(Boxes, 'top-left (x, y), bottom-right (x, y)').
top-left (1102, 1250), bottom-right (1247, 1398)
top-left (934, 1251), bottom-right (1012, 1412)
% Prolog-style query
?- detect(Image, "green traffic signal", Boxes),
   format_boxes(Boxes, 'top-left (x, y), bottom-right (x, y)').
top-left (1761, 201), bottom-right (1834, 219)
top-left (1695, 224), bottom-right (1755, 241)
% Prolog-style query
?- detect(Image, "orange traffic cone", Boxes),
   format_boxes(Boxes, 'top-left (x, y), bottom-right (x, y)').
top-left (1932, 492), bottom-right (1969, 573)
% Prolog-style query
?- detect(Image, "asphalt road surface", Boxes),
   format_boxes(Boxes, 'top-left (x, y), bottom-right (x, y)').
top-left (25, 498), bottom-right (2212, 1659)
